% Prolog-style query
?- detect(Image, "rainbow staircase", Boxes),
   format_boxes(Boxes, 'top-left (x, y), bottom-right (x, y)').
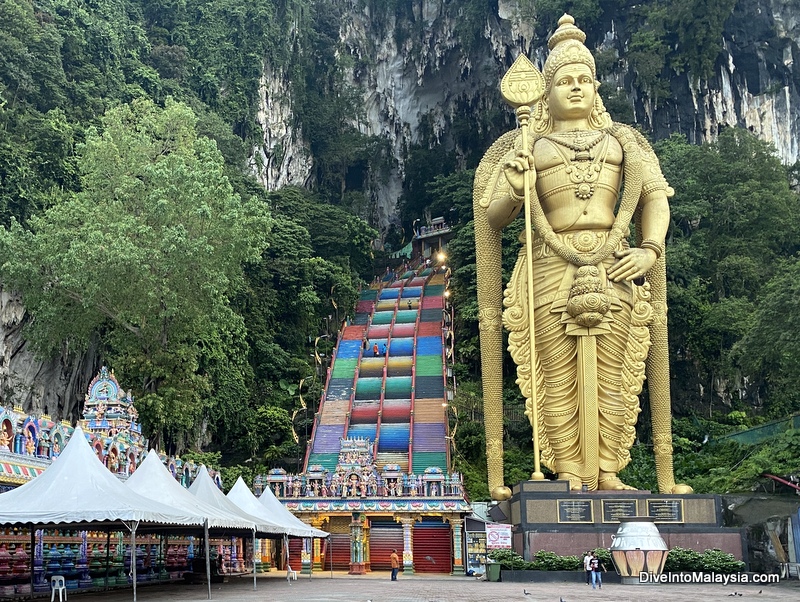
top-left (305, 267), bottom-right (451, 475)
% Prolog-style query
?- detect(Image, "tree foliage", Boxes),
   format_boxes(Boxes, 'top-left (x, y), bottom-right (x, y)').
top-left (0, 98), bottom-right (271, 450)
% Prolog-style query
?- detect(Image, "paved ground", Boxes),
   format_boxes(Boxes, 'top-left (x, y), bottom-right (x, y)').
top-left (48, 571), bottom-right (800, 602)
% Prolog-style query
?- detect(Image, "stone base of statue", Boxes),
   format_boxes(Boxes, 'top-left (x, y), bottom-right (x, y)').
top-left (493, 480), bottom-right (745, 565)
top-left (348, 562), bottom-right (366, 575)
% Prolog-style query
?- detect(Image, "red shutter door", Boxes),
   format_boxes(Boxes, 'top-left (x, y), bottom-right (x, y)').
top-left (287, 538), bottom-right (302, 571)
top-left (412, 524), bottom-right (451, 573)
top-left (323, 533), bottom-right (352, 570)
top-left (369, 521), bottom-right (404, 570)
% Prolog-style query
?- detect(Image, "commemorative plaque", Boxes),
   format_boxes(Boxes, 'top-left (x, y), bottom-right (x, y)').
top-left (601, 499), bottom-right (638, 523)
top-left (647, 499), bottom-right (684, 523)
top-left (557, 499), bottom-right (593, 523)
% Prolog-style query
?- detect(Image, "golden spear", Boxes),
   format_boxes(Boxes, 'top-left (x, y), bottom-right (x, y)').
top-left (500, 55), bottom-right (546, 480)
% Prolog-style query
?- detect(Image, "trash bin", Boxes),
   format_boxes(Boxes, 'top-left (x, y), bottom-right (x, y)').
top-left (486, 561), bottom-right (501, 582)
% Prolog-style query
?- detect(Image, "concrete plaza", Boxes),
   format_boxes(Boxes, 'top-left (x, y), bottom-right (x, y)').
top-left (53, 571), bottom-right (800, 602)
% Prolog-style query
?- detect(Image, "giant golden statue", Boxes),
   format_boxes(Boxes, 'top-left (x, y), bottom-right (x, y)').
top-left (474, 15), bottom-right (691, 499)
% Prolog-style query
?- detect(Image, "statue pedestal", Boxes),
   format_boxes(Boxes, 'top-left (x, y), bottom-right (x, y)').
top-left (503, 480), bottom-right (745, 565)
top-left (348, 562), bottom-right (366, 575)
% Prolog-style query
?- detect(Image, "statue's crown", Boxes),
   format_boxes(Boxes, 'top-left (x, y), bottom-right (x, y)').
top-left (544, 14), bottom-right (595, 87)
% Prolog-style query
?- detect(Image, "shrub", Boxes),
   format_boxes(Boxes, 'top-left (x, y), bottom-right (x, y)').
top-left (663, 546), bottom-right (744, 573)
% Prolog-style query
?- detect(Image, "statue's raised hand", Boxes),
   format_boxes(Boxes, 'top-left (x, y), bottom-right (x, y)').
top-left (503, 149), bottom-right (536, 200)
top-left (608, 247), bottom-right (657, 282)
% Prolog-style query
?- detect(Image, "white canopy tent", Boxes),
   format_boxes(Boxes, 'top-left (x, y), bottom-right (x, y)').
top-left (127, 450), bottom-right (262, 598)
top-left (228, 478), bottom-right (328, 578)
top-left (255, 482), bottom-right (329, 538)
top-left (0, 427), bottom-right (204, 601)
top-left (187, 466), bottom-right (286, 535)
top-left (228, 477), bottom-right (328, 538)
top-left (127, 450), bottom-right (257, 531)
top-left (189, 465), bottom-right (294, 591)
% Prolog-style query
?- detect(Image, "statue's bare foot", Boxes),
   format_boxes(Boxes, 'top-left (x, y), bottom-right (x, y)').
top-left (598, 473), bottom-right (636, 490)
top-left (559, 473), bottom-right (583, 491)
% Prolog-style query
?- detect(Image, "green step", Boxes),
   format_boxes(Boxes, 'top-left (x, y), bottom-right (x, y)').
top-left (424, 284), bottom-right (445, 296)
top-left (360, 290), bottom-right (378, 300)
top-left (411, 451), bottom-right (448, 473)
top-left (331, 358), bottom-right (358, 379)
top-left (372, 312), bottom-right (394, 325)
top-left (415, 355), bottom-right (443, 376)
top-left (306, 453), bottom-right (339, 472)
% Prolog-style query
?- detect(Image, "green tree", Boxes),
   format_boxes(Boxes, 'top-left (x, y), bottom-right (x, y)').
top-left (0, 98), bottom-right (271, 450)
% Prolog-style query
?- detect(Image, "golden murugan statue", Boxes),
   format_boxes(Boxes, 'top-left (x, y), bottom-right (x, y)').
top-left (474, 14), bottom-right (692, 499)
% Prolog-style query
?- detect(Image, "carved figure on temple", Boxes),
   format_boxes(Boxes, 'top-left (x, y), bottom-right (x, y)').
top-left (348, 474), bottom-right (359, 497)
top-left (25, 433), bottom-right (35, 455)
top-left (320, 483), bottom-right (328, 497)
top-left (292, 479), bottom-right (301, 498)
top-left (474, 14), bottom-right (691, 498)
top-left (0, 430), bottom-right (10, 451)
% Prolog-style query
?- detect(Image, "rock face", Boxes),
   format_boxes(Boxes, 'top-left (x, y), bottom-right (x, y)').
top-left (642, 0), bottom-right (799, 163)
top-left (250, 0), bottom-right (800, 236)
top-left (0, 288), bottom-right (98, 421)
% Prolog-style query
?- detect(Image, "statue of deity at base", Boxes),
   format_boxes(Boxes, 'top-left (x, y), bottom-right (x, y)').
top-left (474, 14), bottom-right (692, 498)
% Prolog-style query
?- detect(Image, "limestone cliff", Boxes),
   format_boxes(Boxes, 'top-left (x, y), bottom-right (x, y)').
top-left (0, 289), bottom-right (98, 421)
top-left (251, 0), bottom-right (800, 236)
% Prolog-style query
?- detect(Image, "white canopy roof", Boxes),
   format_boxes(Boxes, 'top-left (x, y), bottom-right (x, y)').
top-left (228, 477), bottom-right (328, 538)
top-left (0, 426), bottom-right (202, 529)
top-left (255, 479), bottom-right (329, 538)
top-left (126, 450), bottom-right (256, 531)
top-left (188, 465), bottom-right (286, 535)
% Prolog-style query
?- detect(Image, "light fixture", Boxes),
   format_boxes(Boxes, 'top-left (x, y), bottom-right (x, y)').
top-left (610, 518), bottom-right (669, 585)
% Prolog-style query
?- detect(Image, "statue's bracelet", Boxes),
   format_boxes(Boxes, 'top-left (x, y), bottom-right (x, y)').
top-left (640, 239), bottom-right (664, 259)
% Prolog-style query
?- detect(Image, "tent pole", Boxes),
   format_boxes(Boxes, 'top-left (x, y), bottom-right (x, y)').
top-left (204, 520), bottom-right (211, 600)
top-left (131, 524), bottom-right (138, 602)
top-left (28, 524), bottom-right (34, 600)
top-left (104, 531), bottom-right (111, 591)
top-left (329, 535), bottom-right (333, 579)
top-left (252, 530), bottom-right (256, 590)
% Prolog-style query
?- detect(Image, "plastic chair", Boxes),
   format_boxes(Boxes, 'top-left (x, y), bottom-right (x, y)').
top-left (286, 564), bottom-right (298, 582)
top-left (50, 575), bottom-right (67, 601)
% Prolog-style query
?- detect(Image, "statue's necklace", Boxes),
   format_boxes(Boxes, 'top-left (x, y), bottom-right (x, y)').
top-left (544, 130), bottom-right (609, 200)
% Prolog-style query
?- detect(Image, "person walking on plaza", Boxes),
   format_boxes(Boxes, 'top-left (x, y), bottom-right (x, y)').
top-left (583, 551), bottom-right (592, 585)
top-left (390, 549), bottom-right (400, 580)
top-left (373, 342), bottom-right (379, 357)
top-left (590, 552), bottom-right (606, 589)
